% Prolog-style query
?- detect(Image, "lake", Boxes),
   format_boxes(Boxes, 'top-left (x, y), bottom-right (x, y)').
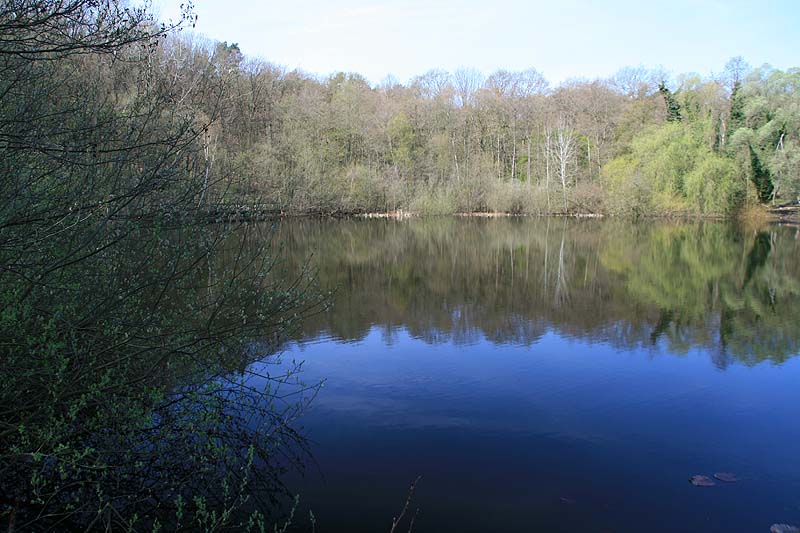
top-left (257, 218), bottom-right (800, 532)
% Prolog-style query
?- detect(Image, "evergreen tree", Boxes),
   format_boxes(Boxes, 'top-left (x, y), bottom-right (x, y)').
top-left (659, 81), bottom-right (682, 122)
top-left (729, 80), bottom-right (746, 133)
top-left (749, 145), bottom-right (775, 203)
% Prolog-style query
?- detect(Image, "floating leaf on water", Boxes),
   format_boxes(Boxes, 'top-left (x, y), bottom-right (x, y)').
top-left (771, 525), bottom-right (800, 533)
top-left (689, 475), bottom-right (716, 487)
top-left (714, 472), bottom-right (738, 482)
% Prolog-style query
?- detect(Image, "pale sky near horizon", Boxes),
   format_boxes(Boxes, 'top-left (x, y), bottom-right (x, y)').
top-left (153, 0), bottom-right (799, 85)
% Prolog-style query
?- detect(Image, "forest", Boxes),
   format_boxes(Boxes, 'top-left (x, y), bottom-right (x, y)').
top-left (3, 3), bottom-right (796, 218)
top-left (175, 42), bottom-right (799, 216)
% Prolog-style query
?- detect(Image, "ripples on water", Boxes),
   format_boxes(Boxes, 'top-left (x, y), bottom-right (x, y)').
top-left (254, 218), bottom-right (800, 532)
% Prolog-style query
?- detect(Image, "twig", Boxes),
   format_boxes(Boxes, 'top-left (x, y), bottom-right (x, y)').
top-left (390, 476), bottom-right (421, 533)
top-left (407, 507), bottom-right (420, 533)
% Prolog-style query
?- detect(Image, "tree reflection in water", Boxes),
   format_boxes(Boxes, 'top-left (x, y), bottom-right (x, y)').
top-left (269, 218), bottom-right (800, 368)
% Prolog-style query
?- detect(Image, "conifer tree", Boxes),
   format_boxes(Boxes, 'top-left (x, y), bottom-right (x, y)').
top-left (659, 81), bottom-right (682, 122)
top-left (729, 80), bottom-right (746, 133)
top-left (749, 145), bottom-right (775, 203)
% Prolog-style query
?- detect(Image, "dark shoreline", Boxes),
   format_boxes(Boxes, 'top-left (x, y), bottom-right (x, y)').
top-left (195, 204), bottom-right (800, 224)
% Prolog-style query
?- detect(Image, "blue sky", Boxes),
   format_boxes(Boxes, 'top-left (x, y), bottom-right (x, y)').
top-left (154, 0), bottom-right (799, 85)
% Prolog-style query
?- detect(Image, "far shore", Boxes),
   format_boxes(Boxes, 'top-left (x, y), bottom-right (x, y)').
top-left (356, 210), bottom-right (605, 219)
top-left (196, 204), bottom-right (799, 225)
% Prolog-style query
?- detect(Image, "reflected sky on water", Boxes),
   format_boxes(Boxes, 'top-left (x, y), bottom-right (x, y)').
top-left (254, 218), bottom-right (800, 532)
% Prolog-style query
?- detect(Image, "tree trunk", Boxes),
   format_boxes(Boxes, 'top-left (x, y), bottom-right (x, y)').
top-left (496, 134), bottom-right (501, 180)
top-left (511, 119), bottom-right (517, 180)
top-left (452, 135), bottom-right (461, 183)
top-left (527, 136), bottom-right (532, 187)
top-left (587, 137), bottom-right (591, 180)
top-left (545, 128), bottom-right (551, 212)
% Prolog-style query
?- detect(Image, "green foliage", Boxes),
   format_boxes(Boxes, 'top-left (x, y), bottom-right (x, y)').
top-left (166, 38), bottom-right (796, 215)
top-left (387, 112), bottom-right (417, 171)
top-left (749, 144), bottom-right (775, 203)
top-left (729, 80), bottom-right (746, 133)
top-left (0, 2), bottom-right (323, 529)
top-left (684, 153), bottom-right (744, 213)
top-left (659, 81), bottom-right (682, 122)
top-left (727, 66), bottom-right (800, 203)
top-left (603, 154), bottom-right (650, 215)
top-left (603, 121), bottom-right (746, 215)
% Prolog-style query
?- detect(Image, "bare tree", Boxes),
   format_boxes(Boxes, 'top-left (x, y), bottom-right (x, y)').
top-left (453, 67), bottom-right (483, 108)
top-left (553, 115), bottom-right (576, 212)
top-left (411, 68), bottom-right (453, 101)
top-left (610, 66), bottom-right (652, 98)
top-left (543, 123), bottom-right (553, 210)
top-left (722, 56), bottom-right (751, 94)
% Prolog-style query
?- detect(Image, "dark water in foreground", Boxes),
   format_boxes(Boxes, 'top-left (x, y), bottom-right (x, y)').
top-left (260, 218), bottom-right (800, 532)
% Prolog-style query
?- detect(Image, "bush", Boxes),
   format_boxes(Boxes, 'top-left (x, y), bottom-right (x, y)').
top-left (0, 3), bottom-right (323, 529)
top-left (603, 121), bottom-right (747, 215)
top-left (408, 183), bottom-right (458, 215)
top-left (684, 155), bottom-right (745, 214)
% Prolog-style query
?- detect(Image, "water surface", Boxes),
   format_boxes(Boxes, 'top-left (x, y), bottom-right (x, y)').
top-left (262, 218), bottom-right (800, 532)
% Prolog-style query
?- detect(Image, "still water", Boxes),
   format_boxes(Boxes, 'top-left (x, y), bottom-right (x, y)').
top-left (262, 218), bottom-right (800, 532)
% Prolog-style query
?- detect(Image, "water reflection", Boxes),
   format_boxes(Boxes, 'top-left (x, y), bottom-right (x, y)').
top-left (273, 218), bottom-right (800, 367)
top-left (252, 218), bottom-right (800, 532)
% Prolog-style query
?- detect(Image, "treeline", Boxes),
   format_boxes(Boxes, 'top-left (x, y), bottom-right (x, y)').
top-left (152, 36), bottom-right (799, 215)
